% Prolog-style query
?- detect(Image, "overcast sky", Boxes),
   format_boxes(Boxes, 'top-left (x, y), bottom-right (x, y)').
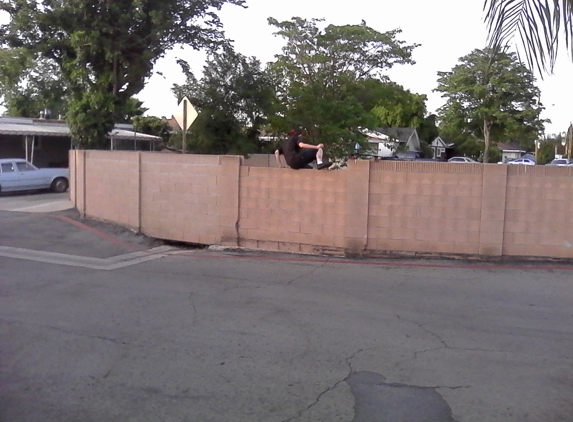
top-left (1, 0), bottom-right (571, 135)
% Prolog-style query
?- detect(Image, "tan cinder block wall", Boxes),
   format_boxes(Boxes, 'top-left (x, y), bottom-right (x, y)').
top-left (504, 165), bottom-right (573, 258)
top-left (238, 166), bottom-right (347, 254)
top-left (139, 153), bottom-right (222, 244)
top-left (70, 150), bottom-right (573, 260)
top-left (84, 150), bottom-right (140, 228)
top-left (367, 161), bottom-right (484, 255)
top-left (243, 154), bottom-right (280, 168)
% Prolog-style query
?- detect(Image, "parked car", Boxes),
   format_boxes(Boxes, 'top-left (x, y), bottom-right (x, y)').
top-left (546, 158), bottom-right (571, 166)
top-left (448, 157), bottom-right (478, 163)
top-left (507, 158), bottom-right (536, 166)
top-left (0, 159), bottom-right (69, 193)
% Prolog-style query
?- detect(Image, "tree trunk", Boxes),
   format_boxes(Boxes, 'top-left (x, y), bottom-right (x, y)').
top-left (483, 119), bottom-right (491, 163)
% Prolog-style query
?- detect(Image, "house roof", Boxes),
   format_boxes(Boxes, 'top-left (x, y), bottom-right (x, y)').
top-left (497, 142), bottom-right (526, 152)
top-left (0, 116), bottom-right (162, 141)
top-left (431, 136), bottom-right (454, 148)
top-left (164, 117), bottom-right (181, 132)
top-left (375, 127), bottom-right (417, 143)
top-left (361, 128), bottom-right (391, 142)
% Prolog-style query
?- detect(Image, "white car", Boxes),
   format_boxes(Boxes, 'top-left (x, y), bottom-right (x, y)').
top-left (448, 157), bottom-right (478, 163)
top-left (546, 158), bottom-right (571, 167)
top-left (507, 158), bottom-right (536, 166)
top-left (0, 159), bottom-right (69, 193)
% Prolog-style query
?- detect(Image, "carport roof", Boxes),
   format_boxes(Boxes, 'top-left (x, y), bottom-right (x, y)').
top-left (0, 116), bottom-right (162, 141)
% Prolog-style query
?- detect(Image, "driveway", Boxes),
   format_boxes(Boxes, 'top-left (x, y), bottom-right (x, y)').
top-left (1, 210), bottom-right (573, 422)
top-left (0, 191), bottom-right (72, 213)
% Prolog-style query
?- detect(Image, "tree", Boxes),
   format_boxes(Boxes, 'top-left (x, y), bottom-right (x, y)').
top-left (417, 114), bottom-right (440, 144)
top-left (267, 17), bottom-right (418, 158)
top-left (484, 0), bottom-right (573, 74)
top-left (172, 45), bottom-right (275, 155)
top-left (133, 116), bottom-right (171, 144)
top-left (369, 81), bottom-right (427, 129)
top-left (435, 48), bottom-right (546, 163)
top-left (0, 0), bottom-right (245, 148)
top-left (0, 49), bottom-right (67, 118)
top-left (536, 140), bottom-right (557, 164)
top-left (121, 98), bottom-right (148, 123)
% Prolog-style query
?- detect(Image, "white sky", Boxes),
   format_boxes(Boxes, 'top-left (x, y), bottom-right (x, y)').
top-left (1, 0), bottom-right (571, 134)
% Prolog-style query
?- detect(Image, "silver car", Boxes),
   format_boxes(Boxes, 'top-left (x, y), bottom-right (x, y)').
top-left (507, 158), bottom-right (536, 166)
top-left (546, 158), bottom-right (571, 167)
top-left (0, 159), bottom-right (69, 193)
top-left (448, 157), bottom-right (478, 163)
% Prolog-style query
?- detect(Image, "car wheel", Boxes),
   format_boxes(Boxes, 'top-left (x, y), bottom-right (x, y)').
top-left (51, 177), bottom-right (69, 193)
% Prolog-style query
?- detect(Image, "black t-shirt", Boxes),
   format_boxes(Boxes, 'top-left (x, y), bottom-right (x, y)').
top-left (278, 136), bottom-right (301, 167)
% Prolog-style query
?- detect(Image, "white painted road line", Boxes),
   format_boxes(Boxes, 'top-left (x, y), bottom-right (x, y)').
top-left (11, 200), bottom-right (71, 211)
top-left (0, 245), bottom-right (176, 270)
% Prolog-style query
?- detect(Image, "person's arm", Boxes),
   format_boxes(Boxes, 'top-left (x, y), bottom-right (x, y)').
top-left (274, 149), bottom-right (284, 168)
top-left (298, 142), bottom-right (324, 150)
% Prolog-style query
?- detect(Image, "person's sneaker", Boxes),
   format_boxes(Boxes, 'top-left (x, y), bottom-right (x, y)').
top-left (317, 162), bottom-right (333, 170)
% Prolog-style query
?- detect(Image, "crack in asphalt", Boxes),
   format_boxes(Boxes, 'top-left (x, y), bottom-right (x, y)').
top-left (392, 313), bottom-right (564, 370)
top-left (189, 292), bottom-right (198, 327)
top-left (284, 257), bottom-right (332, 287)
top-left (395, 314), bottom-right (449, 348)
top-left (0, 318), bottom-right (134, 346)
top-left (281, 348), bottom-right (364, 422)
top-left (45, 325), bottom-right (133, 346)
top-left (221, 257), bottom-right (332, 293)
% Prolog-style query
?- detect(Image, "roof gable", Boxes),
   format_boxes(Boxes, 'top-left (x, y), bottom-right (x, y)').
top-left (375, 127), bottom-right (417, 142)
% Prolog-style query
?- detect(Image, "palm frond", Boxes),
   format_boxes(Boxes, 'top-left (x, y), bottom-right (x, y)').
top-left (484, 0), bottom-right (573, 74)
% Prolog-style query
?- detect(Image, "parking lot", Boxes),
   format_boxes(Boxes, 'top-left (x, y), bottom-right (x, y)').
top-left (0, 191), bottom-right (72, 213)
top-left (1, 204), bottom-right (573, 421)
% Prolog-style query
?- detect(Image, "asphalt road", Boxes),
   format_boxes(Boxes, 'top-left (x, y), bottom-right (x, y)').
top-left (1, 207), bottom-right (573, 422)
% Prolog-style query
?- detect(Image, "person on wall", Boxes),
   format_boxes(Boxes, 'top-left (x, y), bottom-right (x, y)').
top-left (274, 128), bottom-right (332, 170)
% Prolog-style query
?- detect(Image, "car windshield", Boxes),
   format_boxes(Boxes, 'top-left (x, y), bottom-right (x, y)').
top-left (553, 160), bottom-right (567, 164)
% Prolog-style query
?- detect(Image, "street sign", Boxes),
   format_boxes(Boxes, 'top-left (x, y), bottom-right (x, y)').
top-left (173, 97), bottom-right (198, 131)
top-left (173, 97), bottom-right (198, 154)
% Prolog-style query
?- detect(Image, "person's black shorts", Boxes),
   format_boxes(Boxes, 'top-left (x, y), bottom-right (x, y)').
top-left (290, 149), bottom-right (317, 169)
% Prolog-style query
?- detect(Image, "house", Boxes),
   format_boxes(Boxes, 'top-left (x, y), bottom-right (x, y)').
top-left (362, 127), bottom-right (421, 157)
top-left (0, 116), bottom-right (163, 168)
top-left (496, 142), bottom-right (527, 162)
top-left (376, 127), bottom-right (421, 150)
top-left (360, 128), bottom-right (392, 157)
top-left (430, 136), bottom-right (455, 159)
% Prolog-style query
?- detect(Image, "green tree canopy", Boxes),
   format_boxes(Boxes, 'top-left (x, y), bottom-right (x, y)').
top-left (0, 0), bottom-right (245, 148)
top-left (133, 115), bottom-right (171, 145)
top-left (0, 48), bottom-right (67, 118)
top-left (369, 81), bottom-right (427, 129)
top-left (267, 17), bottom-right (418, 158)
top-left (435, 48), bottom-right (546, 163)
top-left (172, 45), bottom-right (275, 155)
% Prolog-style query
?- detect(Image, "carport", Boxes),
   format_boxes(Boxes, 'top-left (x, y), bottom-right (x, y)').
top-left (0, 117), bottom-right (163, 168)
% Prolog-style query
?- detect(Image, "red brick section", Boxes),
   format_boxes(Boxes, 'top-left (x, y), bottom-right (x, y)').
top-left (504, 165), bottom-right (573, 258)
top-left (69, 151), bottom-right (573, 260)
top-left (83, 151), bottom-right (139, 229)
top-left (345, 160), bottom-right (370, 254)
top-left (237, 165), bottom-right (347, 254)
top-left (218, 156), bottom-right (241, 246)
top-left (139, 153), bottom-right (221, 245)
top-left (367, 160), bottom-right (484, 256)
top-left (479, 165), bottom-right (507, 256)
